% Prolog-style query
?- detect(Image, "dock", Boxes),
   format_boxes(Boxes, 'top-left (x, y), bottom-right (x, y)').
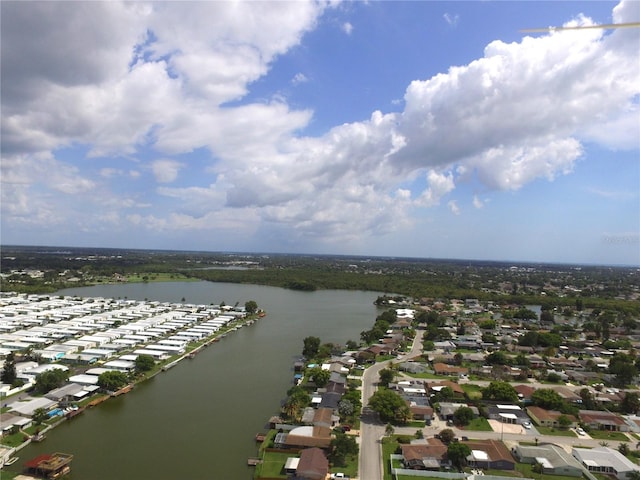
top-left (247, 458), bottom-right (262, 466)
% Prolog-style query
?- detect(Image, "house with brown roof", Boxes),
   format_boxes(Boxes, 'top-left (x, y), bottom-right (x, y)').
top-left (280, 425), bottom-right (332, 449)
top-left (514, 384), bottom-right (536, 403)
top-left (401, 438), bottom-right (448, 470)
top-left (312, 407), bottom-right (336, 429)
top-left (462, 439), bottom-right (515, 470)
top-left (579, 410), bottom-right (628, 432)
top-left (425, 380), bottom-right (465, 398)
top-left (433, 363), bottom-right (468, 377)
top-left (295, 447), bottom-right (329, 480)
top-left (527, 406), bottom-right (578, 428)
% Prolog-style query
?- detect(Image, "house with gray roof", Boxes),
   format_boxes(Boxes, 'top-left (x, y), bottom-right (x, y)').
top-left (514, 444), bottom-right (583, 477)
top-left (572, 446), bottom-right (640, 480)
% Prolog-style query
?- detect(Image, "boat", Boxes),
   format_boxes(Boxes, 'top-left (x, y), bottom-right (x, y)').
top-left (5, 456), bottom-right (19, 466)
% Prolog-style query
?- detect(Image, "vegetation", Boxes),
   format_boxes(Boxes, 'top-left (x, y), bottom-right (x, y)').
top-left (368, 389), bottom-right (411, 424)
top-left (135, 354), bottom-right (156, 373)
top-left (97, 371), bottom-right (129, 392)
top-left (34, 368), bottom-right (69, 394)
top-left (3, 247), bottom-right (639, 318)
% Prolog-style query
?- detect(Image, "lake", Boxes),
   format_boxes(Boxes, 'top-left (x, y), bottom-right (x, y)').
top-left (15, 281), bottom-right (383, 479)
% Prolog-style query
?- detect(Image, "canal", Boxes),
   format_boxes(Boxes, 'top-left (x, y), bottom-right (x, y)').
top-left (14, 281), bottom-right (383, 479)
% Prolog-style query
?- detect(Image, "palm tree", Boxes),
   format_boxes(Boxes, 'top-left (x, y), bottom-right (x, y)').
top-left (385, 423), bottom-right (395, 437)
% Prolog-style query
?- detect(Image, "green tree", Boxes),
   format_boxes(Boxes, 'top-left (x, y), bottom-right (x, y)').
top-left (609, 356), bottom-right (638, 387)
top-left (486, 351), bottom-right (511, 365)
top-left (453, 406), bottom-right (474, 426)
top-left (438, 428), bottom-right (455, 444)
top-left (531, 389), bottom-right (564, 410)
top-left (310, 367), bottom-right (330, 387)
top-left (379, 368), bottom-right (395, 387)
top-left (97, 371), bottom-right (129, 392)
top-left (244, 300), bottom-right (258, 314)
top-left (302, 336), bottom-right (320, 358)
top-left (557, 414), bottom-right (572, 429)
top-left (368, 389), bottom-right (411, 424)
top-left (1, 352), bottom-right (17, 385)
top-left (618, 442), bottom-right (630, 456)
top-left (385, 423), bottom-right (395, 436)
top-left (345, 340), bottom-right (358, 350)
top-left (621, 392), bottom-right (640, 414)
top-left (338, 399), bottom-right (354, 420)
top-left (447, 442), bottom-right (471, 470)
top-left (135, 354), bottom-right (155, 373)
top-left (34, 368), bottom-right (69, 394)
top-left (32, 407), bottom-right (48, 425)
top-left (330, 432), bottom-right (358, 466)
top-left (580, 388), bottom-right (596, 410)
top-left (482, 381), bottom-right (518, 402)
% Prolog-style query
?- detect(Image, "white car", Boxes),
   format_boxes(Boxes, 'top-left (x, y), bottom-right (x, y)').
top-left (576, 427), bottom-right (586, 436)
top-left (522, 421), bottom-right (532, 429)
top-left (331, 474), bottom-right (346, 479)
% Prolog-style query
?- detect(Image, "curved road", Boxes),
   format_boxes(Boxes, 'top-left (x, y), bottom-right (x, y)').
top-left (358, 329), bottom-right (425, 480)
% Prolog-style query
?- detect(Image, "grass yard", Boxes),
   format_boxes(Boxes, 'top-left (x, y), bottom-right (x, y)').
top-left (382, 437), bottom-right (400, 480)
top-left (461, 383), bottom-right (483, 400)
top-left (463, 417), bottom-right (493, 431)
top-left (535, 426), bottom-right (576, 437)
top-left (516, 462), bottom-right (585, 480)
top-left (255, 451), bottom-right (291, 478)
top-left (587, 430), bottom-right (630, 442)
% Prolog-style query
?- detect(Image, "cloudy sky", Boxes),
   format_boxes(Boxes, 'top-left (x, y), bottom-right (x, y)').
top-left (1, 1), bottom-right (639, 266)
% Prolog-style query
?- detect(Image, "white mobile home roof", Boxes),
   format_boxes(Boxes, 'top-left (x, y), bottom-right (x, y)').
top-left (10, 397), bottom-right (57, 416)
top-left (133, 349), bottom-right (166, 358)
top-left (103, 360), bottom-right (136, 370)
top-left (146, 344), bottom-right (184, 353)
top-left (69, 374), bottom-right (100, 385)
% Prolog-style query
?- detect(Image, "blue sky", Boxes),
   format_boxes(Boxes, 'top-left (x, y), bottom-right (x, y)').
top-left (1, 1), bottom-right (638, 266)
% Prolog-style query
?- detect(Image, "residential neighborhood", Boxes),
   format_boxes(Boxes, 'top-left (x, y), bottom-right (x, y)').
top-left (1, 286), bottom-right (639, 480)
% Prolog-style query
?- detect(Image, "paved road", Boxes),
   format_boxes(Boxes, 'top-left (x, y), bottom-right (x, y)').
top-left (357, 329), bottom-right (425, 480)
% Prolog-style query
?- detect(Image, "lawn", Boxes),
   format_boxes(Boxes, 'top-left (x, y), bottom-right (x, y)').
top-left (255, 451), bottom-right (291, 478)
top-left (515, 462), bottom-right (585, 480)
top-left (0, 431), bottom-right (30, 448)
top-left (587, 430), bottom-right (630, 442)
top-left (461, 383), bottom-right (483, 400)
top-left (463, 417), bottom-right (493, 431)
top-left (382, 437), bottom-right (400, 480)
top-left (535, 426), bottom-right (576, 437)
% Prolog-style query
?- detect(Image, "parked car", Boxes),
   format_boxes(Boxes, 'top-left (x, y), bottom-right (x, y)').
top-left (576, 427), bottom-right (586, 436)
top-left (522, 421), bottom-right (532, 429)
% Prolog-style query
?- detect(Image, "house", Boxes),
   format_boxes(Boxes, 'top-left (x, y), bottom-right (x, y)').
top-left (487, 404), bottom-right (530, 425)
top-left (401, 438), bottom-right (448, 470)
top-left (579, 410), bottom-right (628, 432)
top-left (280, 425), bottom-right (332, 449)
top-left (404, 396), bottom-right (434, 421)
top-left (439, 402), bottom-right (478, 421)
top-left (433, 363), bottom-right (469, 377)
top-left (572, 446), bottom-right (640, 480)
top-left (526, 406), bottom-right (578, 429)
top-left (312, 408), bottom-right (336, 429)
top-left (295, 447), bottom-right (329, 480)
top-left (514, 384), bottom-right (536, 403)
top-left (425, 380), bottom-right (465, 398)
top-left (463, 439), bottom-right (515, 470)
top-left (514, 444), bottom-right (583, 477)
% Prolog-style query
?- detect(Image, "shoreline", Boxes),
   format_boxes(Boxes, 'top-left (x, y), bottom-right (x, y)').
top-left (0, 292), bottom-right (265, 475)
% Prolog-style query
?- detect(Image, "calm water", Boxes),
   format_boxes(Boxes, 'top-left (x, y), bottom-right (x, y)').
top-left (15, 282), bottom-right (382, 479)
